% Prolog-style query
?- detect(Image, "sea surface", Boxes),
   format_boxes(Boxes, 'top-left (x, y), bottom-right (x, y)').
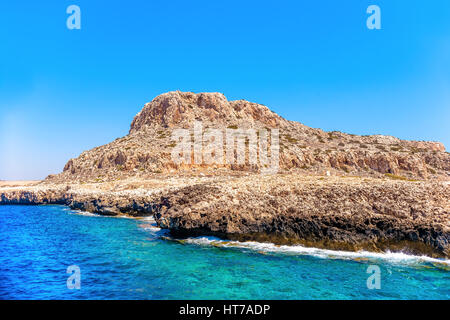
top-left (0, 205), bottom-right (448, 300)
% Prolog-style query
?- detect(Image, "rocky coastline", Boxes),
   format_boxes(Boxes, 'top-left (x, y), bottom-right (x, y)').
top-left (1, 175), bottom-right (449, 258)
top-left (1, 91), bottom-right (449, 259)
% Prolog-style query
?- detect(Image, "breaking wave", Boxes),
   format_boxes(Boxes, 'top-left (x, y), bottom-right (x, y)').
top-left (67, 208), bottom-right (450, 269)
top-left (180, 236), bottom-right (450, 268)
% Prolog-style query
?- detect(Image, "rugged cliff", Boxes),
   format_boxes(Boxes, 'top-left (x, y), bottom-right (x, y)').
top-left (1, 91), bottom-right (449, 258)
top-left (0, 176), bottom-right (449, 257)
top-left (46, 91), bottom-right (449, 183)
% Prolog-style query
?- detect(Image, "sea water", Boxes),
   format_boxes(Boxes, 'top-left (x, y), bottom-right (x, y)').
top-left (0, 205), bottom-right (448, 300)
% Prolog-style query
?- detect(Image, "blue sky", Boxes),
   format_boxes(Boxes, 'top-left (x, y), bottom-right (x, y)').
top-left (1, 0), bottom-right (449, 180)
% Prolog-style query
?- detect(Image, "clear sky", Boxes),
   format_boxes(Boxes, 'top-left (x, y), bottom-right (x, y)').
top-left (1, 0), bottom-right (449, 180)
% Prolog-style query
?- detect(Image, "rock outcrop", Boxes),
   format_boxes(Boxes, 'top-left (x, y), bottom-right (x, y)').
top-left (45, 91), bottom-right (449, 183)
top-left (1, 176), bottom-right (449, 258)
top-left (1, 91), bottom-right (449, 258)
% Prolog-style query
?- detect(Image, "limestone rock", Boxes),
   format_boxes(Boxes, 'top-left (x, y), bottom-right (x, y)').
top-left (44, 91), bottom-right (449, 183)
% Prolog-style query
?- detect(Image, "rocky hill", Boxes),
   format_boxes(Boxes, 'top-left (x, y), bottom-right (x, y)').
top-left (2, 91), bottom-right (450, 257)
top-left (47, 91), bottom-right (449, 183)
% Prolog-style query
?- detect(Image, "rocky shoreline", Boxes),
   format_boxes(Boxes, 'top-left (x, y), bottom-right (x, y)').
top-left (1, 175), bottom-right (449, 258)
top-left (2, 91), bottom-right (449, 259)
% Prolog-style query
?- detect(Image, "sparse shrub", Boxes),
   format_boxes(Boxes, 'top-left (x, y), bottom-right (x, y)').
top-left (384, 173), bottom-right (417, 182)
top-left (327, 132), bottom-right (338, 140)
top-left (385, 173), bottom-right (406, 180)
top-left (283, 134), bottom-right (298, 143)
top-left (409, 147), bottom-right (425, 154)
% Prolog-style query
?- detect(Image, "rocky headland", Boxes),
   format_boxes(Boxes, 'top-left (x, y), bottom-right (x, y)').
top-left (1, 91), bottom-right (449, 258)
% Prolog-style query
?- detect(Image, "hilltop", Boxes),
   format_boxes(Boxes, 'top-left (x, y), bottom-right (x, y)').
top-left (46, 91), bottom-right (449, 183)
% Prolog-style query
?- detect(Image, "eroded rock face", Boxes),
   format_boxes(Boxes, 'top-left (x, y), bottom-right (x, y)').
top-left (1, 176), bottom-right (449, 258)
top-left (44, 91), bottom-right (449, 183)
top-left (154, 176), bottom-right (450, 258)
top-left (129, 91), bottom-right (284, 132)
top-left (44, 91), bottom-right (449, 184)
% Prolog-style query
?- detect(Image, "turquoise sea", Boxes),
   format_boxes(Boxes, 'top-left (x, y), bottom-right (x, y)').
top-left (0, 205), bottom-right (448, 300)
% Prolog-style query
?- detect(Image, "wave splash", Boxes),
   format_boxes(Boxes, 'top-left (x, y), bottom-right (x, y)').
top-left (183, 236), bottom-right (450, 268)
top-left (138, 216), bottom-right (170, 238)
top-left (67, 209), bottom-right (450, 268)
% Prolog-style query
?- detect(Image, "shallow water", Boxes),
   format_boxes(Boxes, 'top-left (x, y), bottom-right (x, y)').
top-left (0, 205), bottom-right (448, 300)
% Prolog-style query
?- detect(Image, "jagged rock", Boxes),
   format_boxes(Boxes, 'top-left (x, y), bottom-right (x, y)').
top-left (45, 91), bottom-right (448, 183)
top-left (0, 176), bottom-right (449, 257)
top-left (1, 91), bottom-right (449, 258)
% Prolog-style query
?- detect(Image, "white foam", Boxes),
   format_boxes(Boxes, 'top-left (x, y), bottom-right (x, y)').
top-left (140, 216), bottom-right (157, 223)
top-left (137, 217), bottom-right (170, 237)
top-left (183, 237), bottom-right (450, 267)
top-left (67, 210), bottom-right (100, 217)
top-left (63, 208), bottom-right (449, 267)
top-left (67, 209), bottom-right (140, 219)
